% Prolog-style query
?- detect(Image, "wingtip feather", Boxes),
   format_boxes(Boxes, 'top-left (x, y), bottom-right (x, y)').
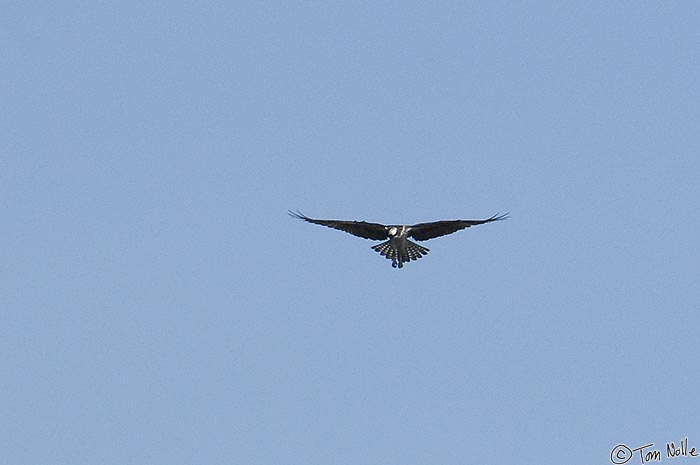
top-left (491, 212), bottom-right (510, 221)
top-left (288, 210), bottom-right (307, 220)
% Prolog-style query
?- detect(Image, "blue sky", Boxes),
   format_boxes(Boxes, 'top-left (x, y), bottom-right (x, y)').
top-left (3, 2), bottom-right (699, 464)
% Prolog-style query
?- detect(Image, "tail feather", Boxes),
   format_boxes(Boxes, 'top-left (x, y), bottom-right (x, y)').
top-left (371, 240), bottom-right (429, 268)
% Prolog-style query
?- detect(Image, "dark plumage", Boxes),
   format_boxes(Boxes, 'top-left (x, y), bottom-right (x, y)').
top-left (289, 210), bottom-right (508, 268)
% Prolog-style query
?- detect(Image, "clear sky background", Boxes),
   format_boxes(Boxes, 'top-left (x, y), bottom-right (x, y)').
top-left (3, 2), bottom-right (699, 464)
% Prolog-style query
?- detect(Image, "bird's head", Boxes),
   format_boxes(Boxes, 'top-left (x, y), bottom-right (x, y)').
top-left (388, 227), bottom-right (398, 237)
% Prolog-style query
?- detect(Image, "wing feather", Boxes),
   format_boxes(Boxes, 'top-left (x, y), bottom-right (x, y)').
top-left (408, 213), bottom-right (509, 241)
top-left (288, 210), bottom-right (389, 240)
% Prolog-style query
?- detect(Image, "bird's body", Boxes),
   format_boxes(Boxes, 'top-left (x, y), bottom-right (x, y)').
top-left (366, 224), bottom-right (430, 268)
top-left (289, 210), bottom-right (508, 268)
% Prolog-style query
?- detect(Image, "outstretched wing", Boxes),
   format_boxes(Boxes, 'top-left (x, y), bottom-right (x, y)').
top-left (289, 210), bottom-right (389, 240)
top-left (408, 213), bottom-right (509, 241)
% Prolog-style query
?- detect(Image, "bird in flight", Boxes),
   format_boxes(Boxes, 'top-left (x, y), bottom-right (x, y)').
top-left (289, 210), bottom-right (508, 268)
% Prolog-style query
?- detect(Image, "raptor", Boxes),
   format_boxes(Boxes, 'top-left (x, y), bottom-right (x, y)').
top-left (289, 210), bottom-right (508, 268)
